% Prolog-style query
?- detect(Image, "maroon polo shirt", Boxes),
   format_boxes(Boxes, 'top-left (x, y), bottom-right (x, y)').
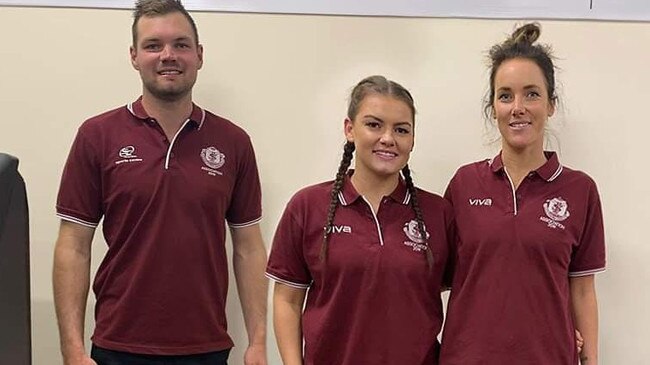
top-left (440, 151), bottom-right (606, 364)
top-left (56, 97), bottom-right (262, 355)
top-left (266, 174), bottom-right (455, 365)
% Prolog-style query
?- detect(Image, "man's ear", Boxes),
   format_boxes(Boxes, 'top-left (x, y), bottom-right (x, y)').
top-left (130, 46), bottom-right (140, 71)
top-left (197, 44), bottom-right (204, 70)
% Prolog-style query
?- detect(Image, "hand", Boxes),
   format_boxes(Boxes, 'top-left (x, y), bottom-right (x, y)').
top-left (576, 329), bottom-right (584, 354)
top-left (64, 353), bottom-right (97, 365)
top-left (244, 343), bottom-right (268, 365)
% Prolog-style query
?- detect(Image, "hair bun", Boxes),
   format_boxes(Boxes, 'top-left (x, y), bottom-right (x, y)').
top-left (510, 23), bottom-right (541, 45)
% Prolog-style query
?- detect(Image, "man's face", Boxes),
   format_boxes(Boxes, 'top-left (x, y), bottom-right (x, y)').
top-left (130, 12), bottom-right (203, 102)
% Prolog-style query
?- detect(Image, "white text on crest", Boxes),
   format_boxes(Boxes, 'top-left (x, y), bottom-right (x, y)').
top-left (469, 198), bottom-right (492, 206)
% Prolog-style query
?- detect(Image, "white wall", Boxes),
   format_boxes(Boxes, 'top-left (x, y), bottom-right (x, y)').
top-left (0, 6), bottom-right (648, 364)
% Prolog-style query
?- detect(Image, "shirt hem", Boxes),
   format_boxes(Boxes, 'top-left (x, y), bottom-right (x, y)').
top-left (91, 336), bottom-right (234, 356)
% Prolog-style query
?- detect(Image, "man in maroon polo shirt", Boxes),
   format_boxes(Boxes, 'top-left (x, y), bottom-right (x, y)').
top-left (52, 1), bottom-right (268, 365)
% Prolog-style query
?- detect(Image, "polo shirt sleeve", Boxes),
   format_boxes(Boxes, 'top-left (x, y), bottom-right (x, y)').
top-left (569, 179), bottom-right (606, 277)
top-left (56, 124), bottom-right (103, 227)
top-left (266, 197), bottom-right (311, 289)
top-left (227, 134), bottom-right (262, 228)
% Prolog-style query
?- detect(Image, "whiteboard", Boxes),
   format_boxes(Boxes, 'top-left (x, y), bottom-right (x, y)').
top-left (1, 0), bottom-right (649, 21)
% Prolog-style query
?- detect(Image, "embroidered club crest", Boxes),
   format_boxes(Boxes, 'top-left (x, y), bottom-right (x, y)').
top-left (543, 197), bottom-right (570, 222)
top-left (201, 146), bottom-right (225, 170)
top-left (403, 219), bottom-right (430, 244)
top-left (403, 220), bottom-right (430, 252)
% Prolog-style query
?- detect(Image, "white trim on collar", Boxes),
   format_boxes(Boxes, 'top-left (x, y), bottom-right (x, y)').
top-left (197, 108), bottom-right (206, 129)
top-left (547, 164), bottom-right (563, 182)
top-left (403, 190), bottom-right (411, 205)
top-left (338, 191), bottom-right (347, 206)
top-left (126, 102), bottom-right (135, 116)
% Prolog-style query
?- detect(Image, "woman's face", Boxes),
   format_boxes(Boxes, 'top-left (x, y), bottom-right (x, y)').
top-left (345, 94), bottom-right (414, 181)
top-left (492, 58), bottom-right (555, 153)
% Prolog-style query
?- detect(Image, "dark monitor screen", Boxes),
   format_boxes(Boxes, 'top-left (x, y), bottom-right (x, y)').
top-left (0, 153), bottom-right (31, 365)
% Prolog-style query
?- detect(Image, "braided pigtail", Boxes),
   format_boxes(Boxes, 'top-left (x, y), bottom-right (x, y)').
top-left (320, 141), bottom-right (355, 261)
top-left (402, 164), bottom-right (433, 268)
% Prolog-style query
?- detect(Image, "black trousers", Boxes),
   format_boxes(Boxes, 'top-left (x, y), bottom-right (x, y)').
top-left (91, 345), bottom-right (231, 365)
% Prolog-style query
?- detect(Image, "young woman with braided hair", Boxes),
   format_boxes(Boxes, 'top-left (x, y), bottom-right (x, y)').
top-left (439, 23), bottom-right (605, 365)
top-left (266, 75), bottom-right (454, 365)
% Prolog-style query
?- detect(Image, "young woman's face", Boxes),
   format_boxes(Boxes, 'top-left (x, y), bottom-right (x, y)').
top-left (492, 58), bottom-right (555, 153)
top-left (345, 94), bottom-right (414, 181)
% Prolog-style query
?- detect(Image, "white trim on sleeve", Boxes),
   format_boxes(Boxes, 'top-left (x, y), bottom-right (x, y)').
top-left (229, 216), bottom-right (262, 229)
top-left (265, 272), bottom-right (311, 289)
top-left (569, 267), bottom-right (606, 277)
top-left (57, 213), bottom-right (99, 228)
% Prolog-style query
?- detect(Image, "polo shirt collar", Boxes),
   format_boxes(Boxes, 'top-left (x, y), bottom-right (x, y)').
top-left (126, 96), bottom-right (207, 129)
top-left (337, 170), bottom-right (411, 206)
top-left (489, 151), bottom-right (563, 182)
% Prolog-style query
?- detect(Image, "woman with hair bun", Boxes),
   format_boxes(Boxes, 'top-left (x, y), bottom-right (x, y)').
top-left (440, 23), bottom-right (605, 365)
top-left (266, 75), bottom-right (455, 365)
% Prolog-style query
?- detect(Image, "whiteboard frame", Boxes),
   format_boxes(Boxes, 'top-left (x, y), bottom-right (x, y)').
top-left (0, 0), bottom-right (649, 22)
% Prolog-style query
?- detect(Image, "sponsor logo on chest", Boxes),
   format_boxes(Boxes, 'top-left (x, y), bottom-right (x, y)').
top-left (403, 219), bottom-right (430, 252)
top-left (115, 145), bottom-right (143, 165)
top-left (328, 225), bottom-right (352, 234)
top-left (469, 197), bottom-right (492, 206)
top-left (200, 146), bottom-right (225, 176)
top-left (539, 197), bottom-right (570, 229)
